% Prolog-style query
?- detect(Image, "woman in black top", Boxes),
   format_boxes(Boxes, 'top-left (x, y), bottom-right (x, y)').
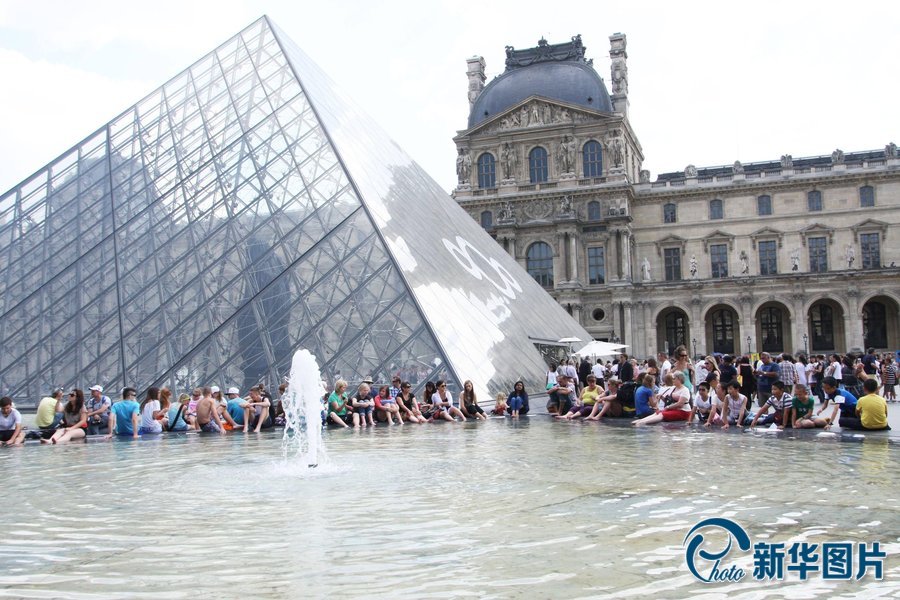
top-left (738, 356), bottom-right (757, 410)
top-left (396, 381), bottom-right (426, 423)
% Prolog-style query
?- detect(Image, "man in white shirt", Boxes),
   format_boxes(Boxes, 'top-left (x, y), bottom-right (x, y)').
top-left (658, 352), bottom-right (672, 385)
top-left (591, 359), bottom-right (606, 383)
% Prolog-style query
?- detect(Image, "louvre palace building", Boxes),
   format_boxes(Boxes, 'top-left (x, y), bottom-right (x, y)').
top-left (452, 34), bottom-right (900, 359)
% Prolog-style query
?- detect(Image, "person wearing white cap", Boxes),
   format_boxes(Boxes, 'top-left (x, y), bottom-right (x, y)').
top-left (224, 387), bottom-right (248, 430)
top-left (85, 385), bottom-right (111, 435)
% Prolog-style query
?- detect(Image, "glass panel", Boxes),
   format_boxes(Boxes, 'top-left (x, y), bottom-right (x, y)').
top-left (582, 140), bottom-right (602, 178)
top-left (758, 240), bottom-right (777, 275)
top-left (529, 147), bottom-right (548, 183)
top-left (664, 248), bottom-right (681, 281)
top-left (710, 244), bottom-right (728, 278)
top-left (526, 242), bottom-right (554, 287)
top-left (808, 237), bottom-right (827, 273)
top-left (587, 247), bottom-right (605, 285)
top-left (860, 233), bottom-right (880, 269)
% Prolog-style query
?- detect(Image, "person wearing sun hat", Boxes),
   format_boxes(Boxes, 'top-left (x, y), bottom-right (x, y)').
top-left (85, 385), bottom-right (111, 435)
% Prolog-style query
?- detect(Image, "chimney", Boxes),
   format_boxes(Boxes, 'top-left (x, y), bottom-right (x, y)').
top-left (466, 56), bottom-right (486, 107)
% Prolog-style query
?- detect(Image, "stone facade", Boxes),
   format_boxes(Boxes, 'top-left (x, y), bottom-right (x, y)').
top-left (453, 35), bottom-right (900, 358)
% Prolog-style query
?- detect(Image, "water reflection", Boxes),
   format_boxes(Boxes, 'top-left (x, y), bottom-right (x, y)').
top-left (0, 423), bottom-right (897, 598)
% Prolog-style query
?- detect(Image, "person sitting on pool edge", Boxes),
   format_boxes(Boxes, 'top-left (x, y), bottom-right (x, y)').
top-left (506, 381), bottom-right (529, 417)
top-left (791, 384), bottom-right (829, 429)
top-left (243, 386), bottom-right (272, 433)
top-left (817, 376), bottom-right (858, 428)
top-left (106, 387), bottom-right (140, 439)
top-left (556, 375), bottom-right (603, 420)
top-left (546, 374), bottom-right (577, 415)
top-left (633, 371), bottom-right (691, 426)
top-left (0, 397), bottom-right (25, 446)
top-left (583, 378), bottom-right (623, 420)
top-left (840, 378), bottom-right (890, 431)
top-left (196, 388), bottom-right (225, 434)
top-left (748, 380), bottom-right (793, 429)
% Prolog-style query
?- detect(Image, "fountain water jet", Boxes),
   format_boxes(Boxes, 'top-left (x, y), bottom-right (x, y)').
top-left (281, 349), bottom-right (327, 467)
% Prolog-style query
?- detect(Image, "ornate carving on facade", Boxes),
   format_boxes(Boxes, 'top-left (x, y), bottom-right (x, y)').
top-left (466, 56), bottom-right (486, 107)
top-left (684, 164), bottom-right (698, 178)
top-left (639, 169), bottom-right (650, 183)
top-left (609, 33), bottom-right (628, 95)
top-left (487, 101), bottom-right (581, 134)
top-left (558, 195), bottom-right (573, 215)
top-left (522, 199), bottom-right (554, 221)
top-left (845, 243), bottom-right (856, 268)
top-left (780, 154), bottom-right (793, 169)
top-left (739, 250), bottom-right (750, 275)
top-left (505, 35), bottom-right (588, 70)
top-left (831, 148), bottom-right (845, 165)
top-left (455, 148), bottom-right (472, 184)
top-left (886, 142), bottom-right (898, 158)
top-left (790, 248), bottom-right (801, 271)
top-left (732, 160), bottom-right (744, 174)
top-left (497, 201), bottom-right (515, 223)
top-left (846, 285), bottom-right (860, 298)
top-left (738, 291), bottom-right (753, 306)
top-left (500, 142), bottom-right (518, 180)
top-left (641, 257), bottom-right (651, 281)
top-left (689, 254), bottom-right (698, 279)
top-left (556, 135), bottom-right (577, 173)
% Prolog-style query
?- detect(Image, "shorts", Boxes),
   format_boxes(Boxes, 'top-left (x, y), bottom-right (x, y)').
top-left (356, 406), bottom-right (374, 417)
top-left (251, 414), bottom-right (273, 430)
top-left (200, 421), bottom-right (221, 433)
top-left (0, 430), bottom-right (15, 442)
top-left (661, 410), bottom-right (691, 422)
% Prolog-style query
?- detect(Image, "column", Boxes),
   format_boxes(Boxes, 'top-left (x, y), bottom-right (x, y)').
top-left (690, 297), bottom-right (703, 356)
top-left (845, 289), bottom-right (863, 350)
top-left (611, 301), bottom-right (621, 342)
top-left (790, 292), bottom-right (806, 355)
top-left (607, 230), bottom-right (620, 282)
top-left (623, 301), bottom-right (634, 346)
top-left (569, 233), bottom-right (578, 283)
top-left (557, 232), bottom-right (567, 286)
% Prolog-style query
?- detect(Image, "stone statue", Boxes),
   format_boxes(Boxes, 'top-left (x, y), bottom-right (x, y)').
top-left (886, 142), bottom-right (898, 159)
top-left (530, 103), bottom-right (540, 126)
top-left (520, 106), bottom-right (530, 128)
top-left (611, 65), bottom-right (627, 94)
top-left (455, 149), bottom-right (471, 183)
top-left (611, 138), bottom-right (624, 168)
top-left (639, 169), bottom-right (651, 183)
top-left (641, 257), bottom-right (651, 281)
top-left (500, 143), bottom-right (517, 180)
top-left (559, 195), bottom-right (573, 215)
top-left (780, 154), bottom-right (793, 169)
top-left (733, 160), bottom-right (744, 174)
top-left (690, 254), bottom-right (698, 278)
top-left (739, 250), bottom-right (750, 274)
top-left (684, 164), bottom-right (698, 178)
top-left (790, 248), bottom-right (800, 271)
top-left (557, 136), bottom-right (576, 173)
top-left (498, 201), bottom-right (514, 222)
top-left (559, 108), bottom-right (570, 122)
top-left (832, 148), bottom-right (845, 165)
top-left (845, 243), bottom-right (855, 269)
top-left (542, 103), bottom-right (552, 124)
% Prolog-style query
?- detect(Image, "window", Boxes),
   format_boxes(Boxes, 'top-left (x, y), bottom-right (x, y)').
top-left (709, 199), bottom-right (723, 220)
top-left (587, 200), bottom-right (601, 221)
top-left (529, 147), bottom-right (549, 183)
top-left (860, 233), bottom-right (881, 269)
top-left (808, 237), bottom-right (828, 273)
top-left (664, 247), bottom-right (681, 281)
top-left (710, 244), bottom-right (728, 278)
top-left (863, 302), bottom-right (888, 348)
top-left (526, 242), bottom-right (554, 287)
top-left (807, 190), bottom-right (822, 211)
top-left (757, 194), bottom-right (772, 216)
top-left (477, 153), bottom-right (495, 189)
top-left (663, 203), bottom-right (677, 224)
top-left (760, 307), bottom-right (784, 353)
top-left (480, 210), bottom-right (493, 229)
top-left (582, 140), bottom-right (603, 177)
top-left (664, 310), bottom-right (688, 351)
top-left (859, 185), bottom-right (875, 207)
top-left (587, 246), bottom-right (605, 285)
top-left (711, 309), bottom-right (735, 355)
top-left (758, 240), bottom-right (777, 275)
top-left (810, 304), bottom-right (834, 351)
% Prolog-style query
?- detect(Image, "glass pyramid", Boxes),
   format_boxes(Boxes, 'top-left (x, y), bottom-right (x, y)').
top-left (0, 16), bottom-right (591, 403)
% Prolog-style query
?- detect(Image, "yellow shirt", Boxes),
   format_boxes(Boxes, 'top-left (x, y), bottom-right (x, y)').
top-left (581, 385), bottom-right (602, 406)
top-left (857, 394), bottom-right (888, 430)
top-left (35, 397), bottom-right (59, 428)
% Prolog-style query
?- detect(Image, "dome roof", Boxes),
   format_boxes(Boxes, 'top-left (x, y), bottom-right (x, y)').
top-left (468, 58), bottom-right (613, 129)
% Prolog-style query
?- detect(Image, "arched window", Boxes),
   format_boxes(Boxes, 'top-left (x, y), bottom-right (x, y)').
top-left (663, 203), bottom-right (677, 223)
top-left (810, 303), bottom-right (834, 351)
top-left (863, 301), bottom-right (887, 348)
top-left (480, 210), bottom-right (493, 229)
top-left (529, 147), bottom-right (549, 183)
top-left (711, 309), bottom-right (736, 355)
top-left (587, 200), bottom-right (601, 221)
top-left (859, 185), bottom-right (875, 207)
top-left (709, 199), bottom-right (723, 220)
top-left (757, 194), bottom-right (772, 216)
top-left (759, 306), bottom-right (783, 353)
top-left (582, 140), bottom-right (603, 177)
top-left (477, 153), bottom-right (495, 189)
top-left (526, 242), bottom-right (554, 287)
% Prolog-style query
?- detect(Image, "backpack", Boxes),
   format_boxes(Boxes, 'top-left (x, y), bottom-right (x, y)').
top-left (616, 381), bottom-right (638, 409)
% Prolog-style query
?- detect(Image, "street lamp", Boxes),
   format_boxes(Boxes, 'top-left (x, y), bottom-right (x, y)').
top-left (691, 337), bottom-right (697, 358)
top-left (746, 335), bottom-right (752, 355)
top-left (803, 333), bottom-right (808, 355)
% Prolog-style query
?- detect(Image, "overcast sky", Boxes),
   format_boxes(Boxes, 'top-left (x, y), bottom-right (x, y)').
top-left (1, 0), bottom-right (898, 194)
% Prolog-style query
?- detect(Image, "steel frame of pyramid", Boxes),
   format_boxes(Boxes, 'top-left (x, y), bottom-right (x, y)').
top-left (0, 16), bottom-right (591, 404)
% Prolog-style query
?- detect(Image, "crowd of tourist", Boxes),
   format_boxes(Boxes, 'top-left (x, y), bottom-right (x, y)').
top-left (545, 346), bottom-right (893, 432)
top-left (0, 348), bottom-right (893, 446)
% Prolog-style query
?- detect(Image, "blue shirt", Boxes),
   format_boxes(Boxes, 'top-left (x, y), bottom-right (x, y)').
top-left (167, 404), bottom-right (189, 431)
top-left (828, 388), bottom-right (858, 407)
top-left (757, 363), bottom-right (779, 392)
top-left (635, 386), bottom-right (654, 415)
top-left (110, 400), bottom-right (140, 435)
top-left (227, 399), bottom-right (246, 425)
